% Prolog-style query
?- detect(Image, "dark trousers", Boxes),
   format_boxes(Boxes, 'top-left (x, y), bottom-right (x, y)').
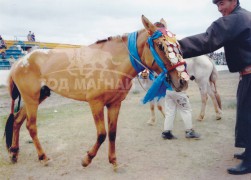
top-left (235, 74), bottom-right (251, 161)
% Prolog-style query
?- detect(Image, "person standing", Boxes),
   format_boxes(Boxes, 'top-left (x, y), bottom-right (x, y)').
top-left (31, 33), bottom-right (35, 42)
top-left (0, 35), bottom-right (7, 49)
top-left (9, 56), bottom-right (15, 66)
top-left (162, 90), bottom-right (200, 140)
top-left (178, 0), bottom-right (251, 175)
top-left (27, 31), bottom-right (32, 41)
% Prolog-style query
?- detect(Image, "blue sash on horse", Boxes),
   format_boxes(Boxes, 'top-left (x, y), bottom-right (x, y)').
top-left (128, 31), bottom-right (172, 104)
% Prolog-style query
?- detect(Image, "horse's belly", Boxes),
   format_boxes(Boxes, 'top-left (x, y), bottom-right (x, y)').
top-left (43, 75), bottom-right (132, 102)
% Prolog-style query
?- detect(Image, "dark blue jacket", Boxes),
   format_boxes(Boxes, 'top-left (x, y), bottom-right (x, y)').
top-left (179, 6), bottom-right (251, 72)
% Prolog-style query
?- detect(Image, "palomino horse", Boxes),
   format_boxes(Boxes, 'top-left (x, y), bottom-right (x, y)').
top-left (140, 55), bottom-right (222, 125)
top-left (4, 16), bottom-right (188, 169)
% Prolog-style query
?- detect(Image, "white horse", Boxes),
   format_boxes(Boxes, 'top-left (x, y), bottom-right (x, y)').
top-left (139, 55), bottom-right (222, 125)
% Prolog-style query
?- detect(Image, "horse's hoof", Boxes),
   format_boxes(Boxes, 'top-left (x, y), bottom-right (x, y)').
top-left (10, 155), bottom-right (18, 163)
top-left (197, 115), bottom-right (204, 121)
top-left (40, 157), bottom-right (51, 166)
top-left (113, 162), bottom-right (118, 172)
top-left (216, 113), bottom-right (222, 120)
top-left (82, 155), bottom-right (92, 167)
top-left (216, 116), bottom-right (222, 120)
top-left (147, 120), bottom-right (155, 126)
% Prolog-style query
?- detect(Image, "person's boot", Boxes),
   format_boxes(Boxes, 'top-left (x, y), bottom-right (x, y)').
top-left (228, 148), bottom-right (251, 175)
top-left (162, 130), bottom-right (177, 140)
top-left (227, 160), bottom-right (251, 175)
top-left (185, 129), bottom-right (200, 139)
top-left (234, 150), bottom-right (246, 160)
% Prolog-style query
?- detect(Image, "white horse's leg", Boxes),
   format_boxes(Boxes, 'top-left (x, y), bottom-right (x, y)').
top-left (198, 84), bottom-right (208, 121)
top-left (147, 101), bottom-right (156, 125)
top-left (207, 83), bottom-right (222, 120)
top-left (157, 98), bottom-right (165, 118)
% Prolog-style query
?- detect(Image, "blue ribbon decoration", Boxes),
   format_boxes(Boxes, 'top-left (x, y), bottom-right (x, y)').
top-left (127, 30), bottom-right (173, 104)
top-left (142, 30), bottom-right (173, 104)
top-left (128, 32), bottom-right (145, 73)
top-left (149, 71), bottom-right (155, 81)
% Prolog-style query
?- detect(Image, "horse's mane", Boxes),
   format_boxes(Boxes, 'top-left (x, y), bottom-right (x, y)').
top-left (95, 35), bottom-right (124, 44)
top-left (96, 22), bottom-right (164, 44)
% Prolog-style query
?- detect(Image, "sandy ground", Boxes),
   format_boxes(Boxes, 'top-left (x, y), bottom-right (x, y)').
top-left (0, 71), bottom-right (251, 180)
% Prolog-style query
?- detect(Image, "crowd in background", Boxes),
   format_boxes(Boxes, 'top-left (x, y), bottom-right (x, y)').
top-left (208, 52), bottom-right (227, 65)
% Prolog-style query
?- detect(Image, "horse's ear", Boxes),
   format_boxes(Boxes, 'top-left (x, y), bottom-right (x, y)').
top-left (141, 15), bottom-right (157, 34)
top-left (160, 18), bottom-right (167, 28)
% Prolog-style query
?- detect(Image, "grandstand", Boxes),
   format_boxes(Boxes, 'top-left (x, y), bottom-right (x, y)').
top-left (0, 40), bottom-right (81, 70)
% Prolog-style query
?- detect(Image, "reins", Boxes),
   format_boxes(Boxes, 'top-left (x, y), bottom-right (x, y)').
top-left (136, 75), bottom-right (148, 92)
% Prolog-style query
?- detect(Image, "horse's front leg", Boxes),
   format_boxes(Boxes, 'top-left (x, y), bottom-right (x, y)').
top-left (107, 102), bottom-right (121, 170)
top-left (82, 101), bottom-right (106, 167)
top-left (198, 85), bottom-right (208, 121)
top-left (147, 101), bottom-right (156, 125)
top-left (157, 98), bottom-right (165, 118)
top-left (10, 106), bottom-right (27, 163)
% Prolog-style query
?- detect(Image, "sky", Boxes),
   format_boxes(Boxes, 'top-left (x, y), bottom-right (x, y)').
top-left (1, 0), bottom-right (251, 45)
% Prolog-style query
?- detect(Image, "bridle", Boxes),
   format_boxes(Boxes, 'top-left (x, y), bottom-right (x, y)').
top-left (150, 28), bottom-right (189, 80)
top-left (125, 27), bottom-right (189, 103)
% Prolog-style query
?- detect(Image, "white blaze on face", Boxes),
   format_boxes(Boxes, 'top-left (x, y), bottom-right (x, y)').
top-left (18, 49), bottom-right (51, 67)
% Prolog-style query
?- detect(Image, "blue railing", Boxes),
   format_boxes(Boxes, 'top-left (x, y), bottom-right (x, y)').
top-left (0, 60), bottom-right (11, 70)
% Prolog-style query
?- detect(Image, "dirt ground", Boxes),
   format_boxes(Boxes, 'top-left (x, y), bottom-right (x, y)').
top-left (0, 71), bottom-right (250, 180)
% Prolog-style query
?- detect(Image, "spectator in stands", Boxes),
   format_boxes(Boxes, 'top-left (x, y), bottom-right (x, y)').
top-left (27, 31), bottom-right (32, 41)
top-left (9, 56), bottom-right (15, 66)
top-left (0, 35), bottom-right (7, 49)
top-left (31, 33), bottom-right (35, 42)
top-left (1, 51), bottom-right (6, 59)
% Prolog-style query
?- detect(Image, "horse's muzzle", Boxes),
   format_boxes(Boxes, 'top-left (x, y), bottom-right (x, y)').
top-left (166, 73), bottom-right (188, 92)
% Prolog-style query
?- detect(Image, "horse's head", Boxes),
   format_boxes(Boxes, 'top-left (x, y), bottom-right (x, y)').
top-left (141, 15), bottom-right (189, 92)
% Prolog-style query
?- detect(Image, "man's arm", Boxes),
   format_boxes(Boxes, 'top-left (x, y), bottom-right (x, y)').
top-left (179, 14), bottom-right (239, 58)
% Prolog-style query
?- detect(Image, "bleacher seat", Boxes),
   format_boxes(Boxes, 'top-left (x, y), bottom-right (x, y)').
top-left (0, 60), bottom-right (10, 70)
top-left (5, 46), bottom-right (24, 59)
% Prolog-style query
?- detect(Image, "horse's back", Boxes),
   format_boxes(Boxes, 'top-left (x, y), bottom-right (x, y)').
top-left (185, 55), bottom-right (214, 82)
top-left (11, 48), bottom-right (132, 103)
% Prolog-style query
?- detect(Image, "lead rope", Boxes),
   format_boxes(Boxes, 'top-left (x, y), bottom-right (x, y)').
top-left (137, 75), bottom-right (148, 92)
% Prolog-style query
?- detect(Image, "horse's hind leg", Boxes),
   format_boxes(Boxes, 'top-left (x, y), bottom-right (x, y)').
top-left (82, 101), bottom-right (106, 167)
top-left (10, 106), bottom-right (27, 163)
top-left (208, 83), bottom-right (222, 120)
top-left (107, 102), bottom-right (121, 169)
top-left (25, 102), bottom-right (50, 165)
top-left (10, 87), bottom-right (50, 163)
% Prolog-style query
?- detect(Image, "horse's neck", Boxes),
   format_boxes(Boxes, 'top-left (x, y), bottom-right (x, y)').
top-left (89, 30), bottom-right (149, 79)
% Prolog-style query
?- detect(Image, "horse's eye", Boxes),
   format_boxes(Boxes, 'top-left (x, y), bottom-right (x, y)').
top-left (157, 43), bottom-right (164, 51)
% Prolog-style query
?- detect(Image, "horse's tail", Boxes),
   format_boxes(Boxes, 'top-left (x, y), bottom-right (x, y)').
top-left (209, 58), bottom-right (222, 110)
top-left (4, 75), bottom-right (21, 150)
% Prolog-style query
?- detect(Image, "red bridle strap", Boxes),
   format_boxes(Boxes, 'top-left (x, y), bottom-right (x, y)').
top-left (168, 61), bottom-right (186, 72)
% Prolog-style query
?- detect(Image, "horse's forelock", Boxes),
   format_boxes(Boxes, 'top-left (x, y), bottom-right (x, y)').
top-left (154, 22), bottom-right (165, 28)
